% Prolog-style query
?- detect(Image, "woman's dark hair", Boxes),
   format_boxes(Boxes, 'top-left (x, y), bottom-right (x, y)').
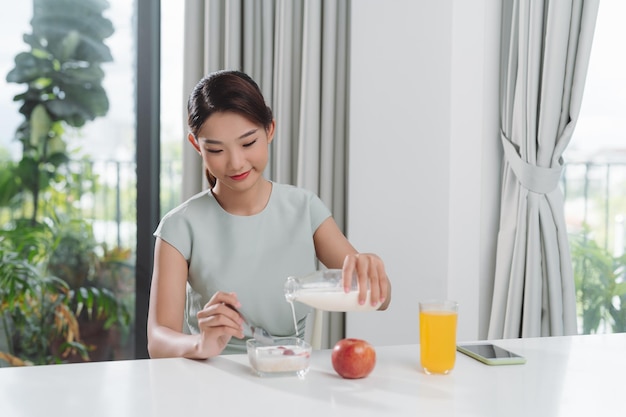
top-left (187, 70), bottom-right (273, 188)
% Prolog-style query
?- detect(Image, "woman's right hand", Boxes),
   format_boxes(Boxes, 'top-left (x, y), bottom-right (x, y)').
top-left (195, 291), bottom-right (245, 357)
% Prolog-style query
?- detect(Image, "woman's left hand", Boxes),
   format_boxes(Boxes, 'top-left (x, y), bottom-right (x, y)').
top-left (341, 253), bottom-right (391, 310)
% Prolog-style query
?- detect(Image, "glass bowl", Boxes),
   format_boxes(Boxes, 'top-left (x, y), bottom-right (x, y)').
top-left (246, 337), bottom-right (311, 378)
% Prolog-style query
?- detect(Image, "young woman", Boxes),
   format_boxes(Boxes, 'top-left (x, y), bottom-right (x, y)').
top-left (147, 70), bottom-right (391, 359)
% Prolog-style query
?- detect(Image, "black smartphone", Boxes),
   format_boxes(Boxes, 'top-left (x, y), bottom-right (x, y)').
top-left (457, 343), bottom-right (526, 365)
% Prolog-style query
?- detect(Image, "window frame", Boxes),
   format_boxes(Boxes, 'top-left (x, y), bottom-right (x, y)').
top-left (135, 0), bottom-right (161, 359)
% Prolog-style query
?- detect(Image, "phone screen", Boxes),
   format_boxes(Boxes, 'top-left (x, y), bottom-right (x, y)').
top-left (460, 343), bottom-right (522, 359)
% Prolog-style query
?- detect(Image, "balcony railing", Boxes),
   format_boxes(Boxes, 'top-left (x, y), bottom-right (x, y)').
top-left (2, 159), bottom-right (625, 256)
top-left (0, 159), bottom-right (181, 251)
top-left (562, 161), bottom-right (626, 255)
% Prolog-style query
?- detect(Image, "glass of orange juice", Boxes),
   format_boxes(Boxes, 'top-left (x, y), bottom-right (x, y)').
top-left (419, 300), bottom-right (458, 375)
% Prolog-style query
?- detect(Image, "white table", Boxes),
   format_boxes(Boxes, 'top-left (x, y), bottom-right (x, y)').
top-left (0, 333), bottom-right (624, 416)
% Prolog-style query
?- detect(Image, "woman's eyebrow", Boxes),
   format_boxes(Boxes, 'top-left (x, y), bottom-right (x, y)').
top-left (201, 128), bottom-right (258, 144)
top-left (238, 128), bottom-right (258, 139)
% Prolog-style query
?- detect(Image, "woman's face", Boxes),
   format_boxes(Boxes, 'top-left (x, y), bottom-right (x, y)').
top-left (190, 111), bottom-right (275, 192)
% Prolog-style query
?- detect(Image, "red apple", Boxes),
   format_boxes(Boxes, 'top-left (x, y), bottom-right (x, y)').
top-left (331, 338), bottom-right (376, 379)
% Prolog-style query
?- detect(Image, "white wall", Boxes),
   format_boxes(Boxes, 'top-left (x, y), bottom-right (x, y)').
top-left (346, 0), bottom-right (502, 345)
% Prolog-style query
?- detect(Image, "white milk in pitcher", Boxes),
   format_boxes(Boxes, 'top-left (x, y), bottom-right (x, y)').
top-left (293, 290), bottom-right (382, 312)
top-left (284, 269), bottom-right (382, 318)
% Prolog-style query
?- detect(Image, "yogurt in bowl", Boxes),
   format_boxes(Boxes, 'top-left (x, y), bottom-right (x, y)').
top-left (246, 337), bottom-right (311, 378)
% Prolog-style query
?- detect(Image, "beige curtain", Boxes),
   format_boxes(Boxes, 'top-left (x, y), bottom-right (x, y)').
top-left (182, 0), bottom-right (350, 349)
top-left (488, 0), bottom-right (599, 339)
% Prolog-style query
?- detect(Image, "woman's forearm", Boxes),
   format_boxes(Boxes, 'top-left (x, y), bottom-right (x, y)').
top-left (147, 325), bottom-right (204, 359)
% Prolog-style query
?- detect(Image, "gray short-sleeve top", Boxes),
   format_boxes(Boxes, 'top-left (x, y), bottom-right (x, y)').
top-left (153, 182), bottom-right (332, 354)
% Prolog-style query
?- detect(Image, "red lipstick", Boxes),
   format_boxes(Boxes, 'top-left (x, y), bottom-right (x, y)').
top-left (230, 171), bottom-right (250, 181)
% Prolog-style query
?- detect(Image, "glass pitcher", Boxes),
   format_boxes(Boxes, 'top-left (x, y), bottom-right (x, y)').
top-left (283, 269), bottom-right (382, 312)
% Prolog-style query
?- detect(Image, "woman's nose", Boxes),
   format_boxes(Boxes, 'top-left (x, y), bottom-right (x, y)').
top-left (227, 149), bottom-right (245, 170)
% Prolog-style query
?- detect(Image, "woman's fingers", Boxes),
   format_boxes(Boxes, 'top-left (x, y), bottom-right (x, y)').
top-left (204, 291), bottom-right (241, 310)
top-left (343, 253), bottom-right (388, 306)
top-left (197, 291), bottom-right (245, 337)
top-left (376, 261), bottom-right (390, 306)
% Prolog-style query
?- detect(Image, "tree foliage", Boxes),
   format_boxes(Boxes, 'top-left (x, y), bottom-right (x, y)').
top-left (3, 0), bottom-right (113, 222)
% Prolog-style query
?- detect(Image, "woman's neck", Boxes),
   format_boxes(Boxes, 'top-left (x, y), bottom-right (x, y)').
top-left (212, 179), bottom-right (272, 216)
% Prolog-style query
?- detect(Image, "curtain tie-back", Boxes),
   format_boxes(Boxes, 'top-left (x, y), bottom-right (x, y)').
top-left (500, 132), bottom-right (563, 194)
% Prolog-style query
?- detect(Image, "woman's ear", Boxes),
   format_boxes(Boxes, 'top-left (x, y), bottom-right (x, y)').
top-left (266, 119), bottom-right (276, 144)
top-left (188, 133), bottom-right (201, 153)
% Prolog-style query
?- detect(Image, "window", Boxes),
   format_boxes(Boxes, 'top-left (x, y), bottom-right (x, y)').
top-left (0, 0), bottom-right (138, 364)
top-left (563, 0), bottom-right (626, 334)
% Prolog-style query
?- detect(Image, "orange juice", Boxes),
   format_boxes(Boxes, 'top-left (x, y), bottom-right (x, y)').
top-left (419, 306), bottom-right (458, 374)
